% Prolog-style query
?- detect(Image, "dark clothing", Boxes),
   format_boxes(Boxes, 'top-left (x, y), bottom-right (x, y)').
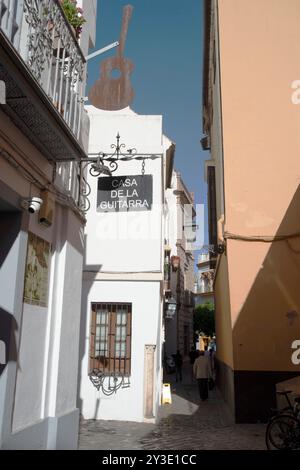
top-left (189, 349), bottom-right (198, 365)
top-left (173, 352), bottom-right (183, 382)
top-left (173, 352), bottom-right (183, 367)
top-left (197, 378), bottom-right (209, 400)
top-left (175, 365), bottom-right (182, 382)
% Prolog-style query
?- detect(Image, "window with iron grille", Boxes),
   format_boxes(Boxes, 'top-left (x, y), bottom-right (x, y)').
top-left (89, 303), bottom-right (131, 376)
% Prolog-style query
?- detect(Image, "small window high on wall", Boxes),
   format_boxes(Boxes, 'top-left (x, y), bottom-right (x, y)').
top-left (89, 303), bottom-right (132, 376)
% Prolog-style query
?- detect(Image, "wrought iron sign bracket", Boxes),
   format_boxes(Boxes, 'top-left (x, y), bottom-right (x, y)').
top-left (75, 133), bottom-right (163, 212)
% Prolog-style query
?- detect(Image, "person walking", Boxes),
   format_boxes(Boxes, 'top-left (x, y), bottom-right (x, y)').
top-left (188, 346), bottom-right (199, 382)
top-left (193, 350), bottom-right (212, 401)
top-left (189, 346), bottom-right (198, 365)
top-left (173, 350), bottom-right (183, 382)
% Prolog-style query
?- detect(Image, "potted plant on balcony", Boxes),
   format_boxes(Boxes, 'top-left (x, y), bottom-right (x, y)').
top-left (60, 0), bottom-right (86, 39)
top-left (48, 1), bottom-right (86, 59)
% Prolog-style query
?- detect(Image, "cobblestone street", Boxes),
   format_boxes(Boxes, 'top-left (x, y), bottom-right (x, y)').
top-left (79, 365), bottom-right (266, 450)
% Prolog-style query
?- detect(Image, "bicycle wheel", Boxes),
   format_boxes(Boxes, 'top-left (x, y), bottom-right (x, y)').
top-left (266, 414), bottom-right (299, 450)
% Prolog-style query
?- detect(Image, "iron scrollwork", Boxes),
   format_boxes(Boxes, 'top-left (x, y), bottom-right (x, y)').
top-left (78, 133), bottom-right (161, 213)
top-left (23, 0), bottom-right (86, 138)
top-left (89, 369), bottom-right (130, 395)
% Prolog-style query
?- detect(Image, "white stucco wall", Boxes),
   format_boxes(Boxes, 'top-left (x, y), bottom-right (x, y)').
top-left (84, 107), bottom-right (164, 273)
top-left (164, 172), bottom-right (179, 357)
top-left (79, 280), bottom-right (162, 422)
top-left (12, 213), bottom-right (53, 431)
top-left (0, 215), bottom-right (27, 444)
top-left (12, 304), bottom-right (48, 431)
top-left (0, 0), bottom-right (96, 447)
top-left (54, 211), bottom-right (84, 416)
top-left (81, 0), bottom-right (97, 52)
top-left (87, 107), bottom-right (163, 155)
top-left (79, 106), bottom-right (170, 422)
top-left (164, 170), bottom-right (195, 357)
top-left (165, 172), bottom-right (179, 253)
top-left (11, 205), bottom-right (84, 432)
top-left (0, 150), bottom-right (86, 446)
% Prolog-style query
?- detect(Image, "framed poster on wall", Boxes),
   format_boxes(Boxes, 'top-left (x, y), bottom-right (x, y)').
top-left (23, 232), bottom-right (51, 307)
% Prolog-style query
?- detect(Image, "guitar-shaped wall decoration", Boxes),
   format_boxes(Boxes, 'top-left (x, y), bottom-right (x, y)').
top-left (89, 5), bottom-right (134, 111)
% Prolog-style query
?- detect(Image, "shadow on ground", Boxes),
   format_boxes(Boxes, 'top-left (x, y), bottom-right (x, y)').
top-left (78, 363), bottom-right (266, 450)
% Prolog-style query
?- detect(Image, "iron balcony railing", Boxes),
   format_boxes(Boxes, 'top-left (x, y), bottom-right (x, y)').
top-left (198, 253), bottom-right (210, 264)
top-left (0, 0), bottom-right (86, 140)
top-left (197, 270), bottom-right (214, 294)
top-left (197, 282), bottom-right (213, 294)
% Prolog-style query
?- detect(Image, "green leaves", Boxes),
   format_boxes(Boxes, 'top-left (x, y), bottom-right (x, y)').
top-left (60, 0), bottom-right (86, 36)
top-left (194, 302), bottom-right (215, 337)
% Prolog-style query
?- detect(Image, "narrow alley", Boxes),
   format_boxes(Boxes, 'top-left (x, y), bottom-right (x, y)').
top-left (2, 0), bottom-right (300, 454)
top-left (79, 363), bottom-right (265, 450)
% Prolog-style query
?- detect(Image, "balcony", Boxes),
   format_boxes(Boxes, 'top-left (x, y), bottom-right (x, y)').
top-left (197, 270), bottom-right (214, 294)
top-left (197, 253), bottom-right (210, 264)
top-left (0, 0), bottom-right (87, 160)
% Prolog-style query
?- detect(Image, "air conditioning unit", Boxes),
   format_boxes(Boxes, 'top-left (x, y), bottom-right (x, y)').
top-left (39, 190), bottom-right (55, 227)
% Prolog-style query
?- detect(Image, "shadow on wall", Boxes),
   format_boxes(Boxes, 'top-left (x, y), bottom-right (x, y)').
top-left (232, 184), bottom-right (300, 422)
top-left (0, 210), bottom-right (23, 376)
top-left (0, 211), bottom-right (21, 268)
top-left (0, 308), bottom-right (18, 376)
top-left (76, 234), bottom-right (102, 421)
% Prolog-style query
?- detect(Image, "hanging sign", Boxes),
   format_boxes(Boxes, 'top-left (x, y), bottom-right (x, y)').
top-left (97, 175), bottom-right (153, 212)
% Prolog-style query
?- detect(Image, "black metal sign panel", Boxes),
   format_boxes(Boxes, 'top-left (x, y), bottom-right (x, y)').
top-left (97, 175), bottom-right (153, 212)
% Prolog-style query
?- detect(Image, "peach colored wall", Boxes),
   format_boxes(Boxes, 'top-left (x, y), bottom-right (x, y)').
top-left (214, 252), bottom-right (234, 368)
top-left (218, 0), bottom-right (300, 371)
top-left (229, 238), bottom-right (300, 371)
top-left (206, 1), bottom-right (232, 369)
top-left (219, 0), bottom-right (300, 236)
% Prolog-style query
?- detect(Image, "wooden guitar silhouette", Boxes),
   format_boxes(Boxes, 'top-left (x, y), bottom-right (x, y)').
top-left (89, 5), bottom-right (134, 110)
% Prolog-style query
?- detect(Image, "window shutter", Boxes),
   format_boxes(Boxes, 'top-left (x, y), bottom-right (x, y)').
top-left (125, 306), bottom-right (132, 375)
top-left (89, 302), bottom-right (132, 377)
top-left (89, 305), bottom-right (96, 373)
top-left (109, 304), bottom-right (117, 373)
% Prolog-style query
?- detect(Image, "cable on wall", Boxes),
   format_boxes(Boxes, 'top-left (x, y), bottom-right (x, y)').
top-left (224, 231), bottom-right (300, 243)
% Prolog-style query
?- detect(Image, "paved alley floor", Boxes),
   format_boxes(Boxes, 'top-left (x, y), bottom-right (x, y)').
top-left (78, 367), bottom-right (266, 450)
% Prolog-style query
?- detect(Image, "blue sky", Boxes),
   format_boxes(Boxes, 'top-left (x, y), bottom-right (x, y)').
top-left (87, 0), bottom-right (208, 247)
